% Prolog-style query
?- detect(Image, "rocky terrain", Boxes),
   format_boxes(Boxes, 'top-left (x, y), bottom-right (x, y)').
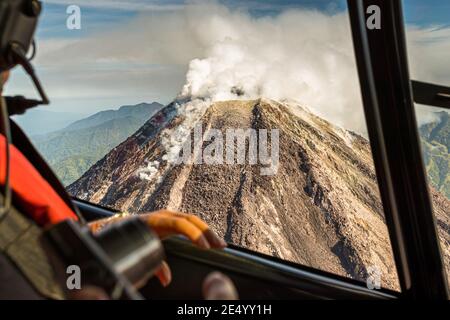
top-left (68, 99), bottom-right (450, 290)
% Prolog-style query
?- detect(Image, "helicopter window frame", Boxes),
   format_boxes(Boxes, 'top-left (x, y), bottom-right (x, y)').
top-left (66, 0), bottom-right (449, 300)
top-left (347, 0), bottom-right (449, 299)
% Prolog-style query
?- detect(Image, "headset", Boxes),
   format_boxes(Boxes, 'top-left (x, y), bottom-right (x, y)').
top-left (0, 0), bottom-right (49, 108)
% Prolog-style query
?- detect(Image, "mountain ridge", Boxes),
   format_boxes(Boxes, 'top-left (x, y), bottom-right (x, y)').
top-left (62, 102), bottom-right (163, 132)
top-left (68, 98), bottom-right (449, 290)
top-left (33, 102), bottom-right (164, 185)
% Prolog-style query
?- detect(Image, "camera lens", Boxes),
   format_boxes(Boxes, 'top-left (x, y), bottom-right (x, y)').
top-left (95, 217), bottom-right (164, 286)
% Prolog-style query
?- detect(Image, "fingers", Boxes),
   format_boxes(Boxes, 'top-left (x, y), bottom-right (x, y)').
top-left (145, 213), bottom-right (211, 249)
top-left (154, 261), bottom-right (172, 287)
top-left (90, 209), bottom-right (227, 251)
top-left (202, 272), bottom-right (238, 300)
top-left (157, 211), bottom-right (227, 249)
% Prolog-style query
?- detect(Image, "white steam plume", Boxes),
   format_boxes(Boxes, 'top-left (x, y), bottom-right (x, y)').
top-left (134, 2), bottom-right (450, 182)
top-left (34, 2), bottom-right (450, 130)
top-left (177, 4), bottom-right (366, 133)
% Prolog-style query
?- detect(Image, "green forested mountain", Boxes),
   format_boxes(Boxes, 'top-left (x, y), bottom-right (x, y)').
top-left (32, 102), bottom-right (163, 186)
top-left (420, 111), bottom-right (450, 199)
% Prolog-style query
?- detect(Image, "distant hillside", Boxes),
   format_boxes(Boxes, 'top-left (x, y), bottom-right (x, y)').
top-left (64, 103), bottom-right (161, 131)
top-left (33, 102), bottom-right (164, 185)
top-left (13, 109), bottom-right (84, 135)
top-left (420, 111), bottom-right (450, 199)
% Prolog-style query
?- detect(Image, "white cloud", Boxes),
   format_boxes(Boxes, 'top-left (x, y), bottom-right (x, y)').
top-left (406, 25), bottom-right (450, 125)
top-left (407, 25), bottom-right (450, 86)
top-left (9, 1), bottom-right (450, 129)
top-left (176, 4), bottom-right (365, 133)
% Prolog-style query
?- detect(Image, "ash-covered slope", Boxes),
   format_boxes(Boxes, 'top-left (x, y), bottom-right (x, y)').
top-left (68, 99), bottom-right (450, 290)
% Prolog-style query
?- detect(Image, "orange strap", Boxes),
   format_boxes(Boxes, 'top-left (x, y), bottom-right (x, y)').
top-left (0, 134), bottom-right (78, 226)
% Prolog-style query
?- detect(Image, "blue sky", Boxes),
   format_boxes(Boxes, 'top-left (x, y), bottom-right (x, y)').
top-left (36, 0), bottom-right (448, 40)
top-left (37, 0), bottom-right (350, 39)
top-left (6, 0), bottom-right (450, 121)
top-left (10, 0), bottom-right (352, 115)
top-left (403, 0), bottom-right (450, 27)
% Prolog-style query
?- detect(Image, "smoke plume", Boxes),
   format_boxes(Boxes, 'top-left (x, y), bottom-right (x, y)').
top-left (33, 1), bottom-right (450, 130)
top-left (176, 3), bottom-right (366, 133)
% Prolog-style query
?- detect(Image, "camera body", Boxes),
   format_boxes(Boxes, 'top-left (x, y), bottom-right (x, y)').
top-left (41, 217), bottom-right (165, 300)
top-left (0, 0), bottom-right (41, 72)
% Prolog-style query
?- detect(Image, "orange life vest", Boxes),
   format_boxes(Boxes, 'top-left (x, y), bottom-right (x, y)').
top-left (0, 134), bottom-right (78, 226)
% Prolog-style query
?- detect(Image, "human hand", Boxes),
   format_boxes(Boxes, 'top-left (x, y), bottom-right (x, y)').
top-left (88, 210), bottom-right (227, 287)
top-left (140, 210), bottom-right (227, 249)
top-left (67, 272), bottom-right (239, 300)
top-left (203, 272), bottom-right (239, 300)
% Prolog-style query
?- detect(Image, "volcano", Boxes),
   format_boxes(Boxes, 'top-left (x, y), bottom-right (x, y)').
top-left (68, 99), bottom-right (450, 290)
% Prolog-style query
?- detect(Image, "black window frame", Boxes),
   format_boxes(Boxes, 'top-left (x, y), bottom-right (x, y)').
top-left (411, 80), bottom-right (450, 110)
top-left (348, 0), bottom-right (449, 299)
top-left (72, 0), bottom-right (449, 299)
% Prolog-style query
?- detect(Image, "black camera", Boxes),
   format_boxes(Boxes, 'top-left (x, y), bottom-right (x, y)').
top-left (41, 217), bottom-right (165, 300)
top-left (0, 0), bottom-right (41, 72)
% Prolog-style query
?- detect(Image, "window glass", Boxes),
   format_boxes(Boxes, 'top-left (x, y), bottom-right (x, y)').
top-left (8, 0), bottom-right (400, 290)
top-left (402, 0), bottom-right (450, 286)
